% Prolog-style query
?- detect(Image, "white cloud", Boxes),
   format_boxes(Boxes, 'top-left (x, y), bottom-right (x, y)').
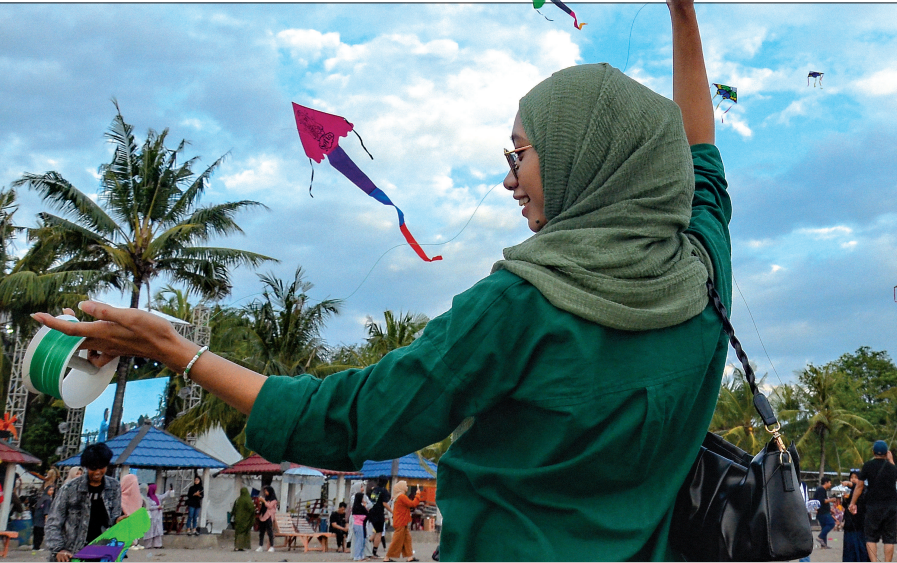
top-left (798, 226), bottom-right (853, 239)
top-left (856, 69), bottom-right (897, 96)
top-left (772, 99), bottom-right (809, 126)
top-left (720, 111), bottom-right (752, 138)
top-left (219, 155), bottom-right (286, 194)
top-left (276, 29), bottom-right (342, 66)
top-left (747, 239), bottom-right (773, 249)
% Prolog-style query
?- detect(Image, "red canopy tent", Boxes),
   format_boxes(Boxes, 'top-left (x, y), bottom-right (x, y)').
top-left (218, 454), bottom-right (359, 518)
top-left (0, 440), bottom-right (41, 532)
top-left (218, 453), bottom-right (359, 477)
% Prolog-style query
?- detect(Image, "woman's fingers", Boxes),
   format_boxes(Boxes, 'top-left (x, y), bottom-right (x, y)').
top-left (31, 313), bottom-right (93, 336)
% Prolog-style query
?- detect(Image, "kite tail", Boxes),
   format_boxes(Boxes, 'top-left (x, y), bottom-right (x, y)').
top-left (327, 146), bottom-right (442, 262)
top-left (400, 219), bottom-right (444, 263)
top-left (550, 0), bottom-right (586, 29)
top-left (721, 104), bottom-right (734, 123)
top-left (714, 98), bottom-right (723, 110)
top-left (308, 157), bottom-right (315, 198)
top-left (367, 187), bottom-right (443, 262)
top-left (535, 9), bottom-right (554, 21)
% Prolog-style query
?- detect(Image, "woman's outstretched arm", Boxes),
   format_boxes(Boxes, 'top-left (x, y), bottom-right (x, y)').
top-left (32, 301), bottom-right (266, 415)
top-left (668, 0), bottom-right (715, 146)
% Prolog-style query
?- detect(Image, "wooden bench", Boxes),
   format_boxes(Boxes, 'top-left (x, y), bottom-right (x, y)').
top-left (273, 513), bottom-right (334, 552)
top-left (0, 532), bottom-right (18, 558)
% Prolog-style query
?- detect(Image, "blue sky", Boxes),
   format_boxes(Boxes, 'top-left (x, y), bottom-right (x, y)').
top-left (82, 378), bottom-right (169, 435)
top-left (2, 3), bottom-right (897, 389)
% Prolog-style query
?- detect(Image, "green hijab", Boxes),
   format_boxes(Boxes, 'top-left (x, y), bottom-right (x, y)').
top-left (232, 487), bottom-right (255, 526)
top-left (492, 63), bottom-right (712, 331)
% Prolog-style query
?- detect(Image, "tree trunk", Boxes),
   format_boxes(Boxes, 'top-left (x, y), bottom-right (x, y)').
top-left (818, 430), bottom-right (827, 485)
top-left (106, 284), bottom-right (141, 438)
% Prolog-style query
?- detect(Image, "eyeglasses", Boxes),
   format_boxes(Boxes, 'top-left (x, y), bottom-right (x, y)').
top-left (503, 145), bottom-right (533, 179)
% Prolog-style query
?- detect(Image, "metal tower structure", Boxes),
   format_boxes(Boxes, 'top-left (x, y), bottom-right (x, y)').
top-left (4, 334), bottom-right (30, 447)
top-left (60, 407), bottom-right (85, 459)
top-left (178, 304), bottom-right (210, 420)
top-left (169, 304), bottom-right (212, 501)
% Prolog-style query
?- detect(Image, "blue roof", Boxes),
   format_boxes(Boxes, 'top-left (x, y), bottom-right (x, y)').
top-left (57, 424), bottom-right (228, 469)
top-left (358, 453), bottom-right (437, 480)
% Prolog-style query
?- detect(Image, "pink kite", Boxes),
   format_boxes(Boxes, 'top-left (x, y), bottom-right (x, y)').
top-left (292, 103), bottom-right (442, 263)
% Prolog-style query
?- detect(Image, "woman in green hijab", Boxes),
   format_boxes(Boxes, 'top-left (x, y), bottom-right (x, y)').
top-left (231, 488), bottom-right (255, 552)
top-left (33, 0), bottom-right (729, 560)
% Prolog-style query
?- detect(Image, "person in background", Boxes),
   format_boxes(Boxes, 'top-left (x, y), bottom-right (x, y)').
top-left (368, 476), bottom-right (392, 558)
top-left (347, 481), bottom-right (372, 558)
top-left (185, 476), bottom-right (204, 536)
top-left (330, 501), bottom-right (349, 553)
top-left (835, 498), bottom-right (846, 532)
top-left (43, 469), bottom-right (60, 491)
top-left (255, 485), bottom-right (277, 553)
top-left (97, 409), bottom-right (109, 443)
top-left (119, 475), bottom-right (141, 517)
top-left (44, 443), bottom-right (122, 562)
top-left (850, 441), bottom-right (897, 562)
top-left (63, 467), bottom-right (83, 485)
top-left (843, 469), bottom-right (870, 562)
top-left (32, 485), bottom-right (54, 551)
top-left (142, 483), bottom-right (174, 548)
top-left (352, 492), bottom-right (369, 562)
top-left (231, 487), bottom-right (255, 551)
top-left (384, 481), bottom-right (423, 562)
top-left (119, 474), bottom-right (144, 551)
top-left (816, 476), bottom-right (837, 548)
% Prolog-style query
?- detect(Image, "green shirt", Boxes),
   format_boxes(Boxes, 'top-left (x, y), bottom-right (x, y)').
top-left (246, 144), bottom-right (731, 561)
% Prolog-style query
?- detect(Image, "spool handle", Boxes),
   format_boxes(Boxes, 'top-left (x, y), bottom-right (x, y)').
top-left (68, 355), bottom-right (100, 376)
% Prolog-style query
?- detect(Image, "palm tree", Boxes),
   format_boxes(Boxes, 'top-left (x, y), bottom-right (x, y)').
top-left (784, 364), bottom-right (873, 483)
top-left (230, 266), bottom-right (341, 377)
top-left (365, 310), bottom-right (429, 360)
top-left (13, 100), bottom-right (275, 437)
top-left (710, 368), bottom-right (768, 454)
top-left (169, 267), bottom-right (340, 450)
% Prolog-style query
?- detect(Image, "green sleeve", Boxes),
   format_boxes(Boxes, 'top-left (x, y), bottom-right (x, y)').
top-left (245, 272), bottom-right (531, 470)
top-left (686, 143), bottom-right (732, 309)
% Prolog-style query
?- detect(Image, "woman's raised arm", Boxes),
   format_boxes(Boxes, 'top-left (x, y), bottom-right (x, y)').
top-left (668, 0), bottom-right (715, 146)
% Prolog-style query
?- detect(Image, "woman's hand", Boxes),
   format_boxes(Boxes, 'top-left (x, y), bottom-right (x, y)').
top-left (32, 301), bottom-right (197, 374)
top-left (34, 300), bottom-right (267, 415)
top-left (666, 0), bottom-right (695, 12)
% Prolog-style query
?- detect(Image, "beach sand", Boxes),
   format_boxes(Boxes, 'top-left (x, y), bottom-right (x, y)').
top-left (12, 532), bottom-right (439, 562)
top-left (11, 530), bottom-right (861, 561)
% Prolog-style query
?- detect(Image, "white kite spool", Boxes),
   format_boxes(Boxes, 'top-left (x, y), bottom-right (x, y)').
top-left (22, 314), bottom-right (120, 408)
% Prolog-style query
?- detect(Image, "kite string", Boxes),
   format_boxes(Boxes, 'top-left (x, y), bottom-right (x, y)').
top-left (337, 181), bottom-right (503, 301)
top-left (732, 274), bottom-right (786, 389)
top-left (622, 3), bottom-right (649, 74)
top-left (208, 180), bottom-right (504, 313)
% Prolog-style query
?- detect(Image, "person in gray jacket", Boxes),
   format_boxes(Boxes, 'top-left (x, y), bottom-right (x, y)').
top-left (44, 443), bottom-right (123, 562)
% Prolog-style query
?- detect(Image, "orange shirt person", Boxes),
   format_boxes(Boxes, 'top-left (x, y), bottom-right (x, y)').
top-left (384, 481), bottom-right (423, 562)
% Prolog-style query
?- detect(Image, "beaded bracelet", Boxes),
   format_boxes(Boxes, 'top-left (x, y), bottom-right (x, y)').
top-left (182, 346), bottom-right (209, 385)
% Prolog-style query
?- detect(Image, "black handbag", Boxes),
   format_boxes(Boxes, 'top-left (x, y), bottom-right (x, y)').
top-left (669, 280), bottom-right (814, 562)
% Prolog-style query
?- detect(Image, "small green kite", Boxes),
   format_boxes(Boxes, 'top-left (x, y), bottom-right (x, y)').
top-left (72, 507), bottom-right (151, 562)
top-left (711, 83), bottom-right (737, 123)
